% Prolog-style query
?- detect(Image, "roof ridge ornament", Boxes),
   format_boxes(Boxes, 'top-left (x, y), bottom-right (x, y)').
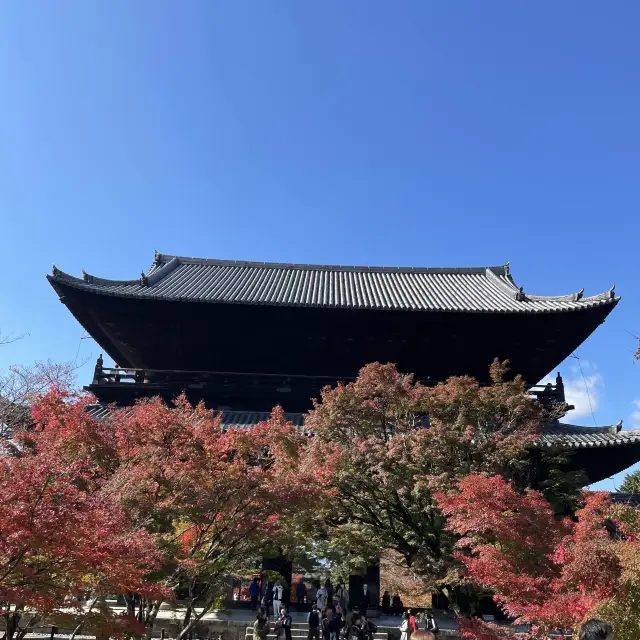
top-left (504, 262), bottom-right (510, 277)
top-left (140, 271), bottom-right (149, 287)
top-left (154, 250), bottom-right (163, 265)
top-left (52, 264), bottom-right (60, 276)
top-left (82, 270), bottom-right (94, 284)
top-left (515, 286), bottom-right (528, 302)
top-left (609, 285), bottom-right (616, 299)
top-left (615, 419), bottom-right (623, 433)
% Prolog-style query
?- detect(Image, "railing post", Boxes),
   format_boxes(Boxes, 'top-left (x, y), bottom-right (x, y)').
top-left (555, 372), bottom-right (565, 402)
top-left (50, 626), bottom-right (58, 640)
top-left (92, 354), bottom-right (104, 384)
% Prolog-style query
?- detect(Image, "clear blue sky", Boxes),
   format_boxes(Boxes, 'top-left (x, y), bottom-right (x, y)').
top-left (0, 2), bottom-right (638, 489)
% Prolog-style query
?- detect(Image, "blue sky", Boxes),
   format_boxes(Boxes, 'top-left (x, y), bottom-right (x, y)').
top-left (0, 2), bottom-right (638, 490)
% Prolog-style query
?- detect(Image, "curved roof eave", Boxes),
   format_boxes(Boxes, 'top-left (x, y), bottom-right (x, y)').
top-left (536, 421), bottom-right (640, 450)
top-left (46, 253), bottom-right (620, 314)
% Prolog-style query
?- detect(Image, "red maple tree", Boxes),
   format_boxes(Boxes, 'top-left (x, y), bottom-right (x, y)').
top-left (435, 473), bottom-right (629, 638)
top-left (110, 396), bottom-right (324, 638)
top-left (1, 390), bottom-right (167, 640)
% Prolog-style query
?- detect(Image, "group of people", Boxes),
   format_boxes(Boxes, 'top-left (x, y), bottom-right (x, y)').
top-left (252, 599), bottom-right (615, 640)
top-left (253, 602), bottom-right (376, 640)
top-left (253, 606), bottom-right (292, 640)
top-left (251, 577), bottom-right (350, 615)
top-left (398, 610), bottom-right (438, 640)
top-left (380, 592), bottom-right (404, 617)
top-left (308, 603), bottom-right (378, 640)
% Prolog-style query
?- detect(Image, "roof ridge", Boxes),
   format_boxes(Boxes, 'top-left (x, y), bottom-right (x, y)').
top-left (544, 421), bottom-right (621, 433)
top-left (156, 253), bottom-right (509, 275)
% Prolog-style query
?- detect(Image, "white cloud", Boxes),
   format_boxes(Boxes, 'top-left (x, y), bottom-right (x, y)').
top-left (540, 360), bottom-right (602, 422)
top-left (629, 400), bottom-right (640, 429)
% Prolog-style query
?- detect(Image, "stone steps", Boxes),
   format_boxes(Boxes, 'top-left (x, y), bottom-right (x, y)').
top-left (245, 628), bottom-right (387, 640)
top-left (243, 626), bottom-right (389, 640)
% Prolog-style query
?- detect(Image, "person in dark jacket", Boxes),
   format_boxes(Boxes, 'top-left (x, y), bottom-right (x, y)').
top-left (322, 607), bottom-right (341, 640)
top-left (308, 603), bottom-right (321, 640)
top-left (424, 612), bottom-right (439, 635)
top-left (262, 581), bottom-right (274, 616)
top-left (250, 577), bottom-right (261, 611)
top-left (360, 584), bottom-right (370, 615)
top-left (343, 606), bottom-right (361, 640)
top-left (381, 591), bottom-right (391, 616)
top-left (325, 579), bottom-right (334, 605)
top-left (276, 606), bottom-right (292, 640)
top-left (296, 577), bottom-right (307, 607)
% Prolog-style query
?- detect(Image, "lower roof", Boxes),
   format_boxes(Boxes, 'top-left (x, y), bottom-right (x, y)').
top-left (85, 405), bottom-right (636, 450)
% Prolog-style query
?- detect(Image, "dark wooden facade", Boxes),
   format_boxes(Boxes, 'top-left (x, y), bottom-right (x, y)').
top-left (48, 254), bottom-right (640, 484)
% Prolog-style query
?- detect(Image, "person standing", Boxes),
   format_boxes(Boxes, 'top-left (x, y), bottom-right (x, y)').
top-left (273, 581), bottom-right (284, 618)
top-left (280, 606), bottom-right (293, 640)
top-left (360, 585), bottom-right (369, 616)
top-left (399, 612), bottom-right (410, 640)
top-left (263, 581), bottom-right (274, 616)
top-left (325, 579), bottom-right (334, 605)
top-left (307, 603), bottom-right (321, 640)
top-left (381, 591), bottom-right (390, 616)
top-left (296, 577), bottom-right (307, 608)
top-left (408, 610), bottom-right (417, 634)
top-left (250, 577), bottom-right (261, 611)
top-left (335, 583), bottom-right (346, 610)
top-left (316, 583), bottom-right (328, 611)
top-left (424, 611), bottom-right (439, 635)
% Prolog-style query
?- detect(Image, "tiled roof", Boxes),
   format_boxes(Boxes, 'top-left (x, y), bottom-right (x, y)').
top-left (220, 410), bottom-right (305, 430)
top-left (610, 493), bottom-right (640, 506)
top-left (86, 404), bottom-right (306, 430)
top-left (86, 405), bottom-right (635, 450)
top-left (537, 421), bottom-right (640, 449)
top-left (47, 253), bottom-right (618, 314)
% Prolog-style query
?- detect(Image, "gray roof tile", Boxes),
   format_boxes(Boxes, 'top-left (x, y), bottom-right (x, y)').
top-left (86, 405), bottom-right (634, 449)
top-left (86, 404), bottom-right (305, 431)
top-left (49, 253), bottom-right (618, 314)
top-left (537, 421), bottom-right (640, 449)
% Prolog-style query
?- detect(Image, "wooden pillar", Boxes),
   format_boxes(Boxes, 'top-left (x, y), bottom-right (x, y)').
top-left (225, 575), bottom-right (235, 604)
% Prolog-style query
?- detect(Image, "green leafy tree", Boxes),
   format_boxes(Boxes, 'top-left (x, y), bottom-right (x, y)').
top-left (300, 361), bottom-right (576, 610)
top-left (619, 468), bottom-right (640, 494)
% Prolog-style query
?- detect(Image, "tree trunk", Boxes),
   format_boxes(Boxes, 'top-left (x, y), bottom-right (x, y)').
top-left (69, 596), bottom-right (98, 640)
top-left (144, 600), bottom-right (163, 627)
top-left (5, 608), bottom-right (20, 640)
top-left (178, 605), bottom-right (193, 640)
top-left (16, 614), bottom-right (40, 640)
top-left (124, 593), bottom-right (136, 617)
